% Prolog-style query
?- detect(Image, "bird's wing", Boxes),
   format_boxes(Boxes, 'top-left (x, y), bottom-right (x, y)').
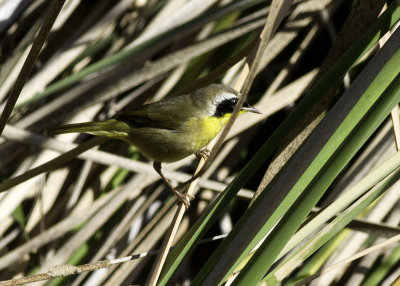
top-left (115, 105), bottom-right (183, 130)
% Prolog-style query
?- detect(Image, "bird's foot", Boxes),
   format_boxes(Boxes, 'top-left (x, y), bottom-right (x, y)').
top-left (173, 190), bottom-right (194, 209)
top-left (195, 148), bottom-right (211, 161)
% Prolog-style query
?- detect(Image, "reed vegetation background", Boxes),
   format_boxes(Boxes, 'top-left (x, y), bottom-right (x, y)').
top-left (0, 0), bottom-right (399, 285)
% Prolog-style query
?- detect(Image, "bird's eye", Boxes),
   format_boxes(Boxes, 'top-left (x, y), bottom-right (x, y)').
top-left (214, 97), bottom-right (238, 117)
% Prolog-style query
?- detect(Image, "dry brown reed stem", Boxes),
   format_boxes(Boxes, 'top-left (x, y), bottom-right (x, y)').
top-left (0, 0), bottom-right (66, 134)
top-left (0, 261), bottom-right (110, 286)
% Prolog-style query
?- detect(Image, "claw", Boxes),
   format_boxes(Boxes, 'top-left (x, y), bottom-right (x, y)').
top-left (174, 192), bottom-right (192, 209)
top-left (195, 148), bottom-right (211, 160)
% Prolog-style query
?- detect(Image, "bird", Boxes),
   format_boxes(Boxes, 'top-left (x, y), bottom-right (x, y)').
top-left (47, 84), bottom-right (261, 208)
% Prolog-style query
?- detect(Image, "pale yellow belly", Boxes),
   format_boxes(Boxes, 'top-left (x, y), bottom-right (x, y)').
top-left (126, 116), bottom-right (230, 163)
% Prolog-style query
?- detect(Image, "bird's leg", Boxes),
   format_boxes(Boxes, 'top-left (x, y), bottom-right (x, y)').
top-left (153, 162), bottom-right (192, 208)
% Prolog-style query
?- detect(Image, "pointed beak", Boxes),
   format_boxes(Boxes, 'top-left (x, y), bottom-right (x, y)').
top-left (241, 102), bottom-right (262, 114)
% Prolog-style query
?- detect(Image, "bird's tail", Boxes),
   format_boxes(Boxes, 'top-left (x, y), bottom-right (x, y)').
top-left (46, 119), bottom-right (126, 139)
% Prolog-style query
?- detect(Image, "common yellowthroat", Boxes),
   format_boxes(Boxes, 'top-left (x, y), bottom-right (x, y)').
top-left (48, 84), bottom-right (261, 207)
